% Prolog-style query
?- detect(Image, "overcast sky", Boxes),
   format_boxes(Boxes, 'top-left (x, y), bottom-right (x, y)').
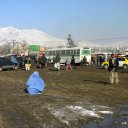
top-left (0, 0), bottom-right (128, 41)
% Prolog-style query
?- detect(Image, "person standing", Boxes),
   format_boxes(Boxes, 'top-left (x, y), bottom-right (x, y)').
top-left (65, 57), bottom-right (72, 70)
top-left (108, 54), bottom-right (119, 84)
top-left (71, 55), bottom-right (77, 69)
top-left (53, 56), bottom-right (56, 67)
top-left (99, 56), bottom-right (103, 66)
top-left (83, 56), bottom-right (87, 66)
top-left (56, 54), bottom-right (61, 70)
top-left (25, 57), bottom-right (31, 71)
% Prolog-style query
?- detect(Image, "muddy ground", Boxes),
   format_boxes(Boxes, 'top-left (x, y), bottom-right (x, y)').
top-left (0, 66), bottom-right (128, 128)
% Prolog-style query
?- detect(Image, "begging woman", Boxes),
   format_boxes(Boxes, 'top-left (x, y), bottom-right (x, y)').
top-left (26, 71), bottom-right (45, 95)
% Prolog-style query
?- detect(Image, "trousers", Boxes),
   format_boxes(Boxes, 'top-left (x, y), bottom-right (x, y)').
top-left (110, 71), bottom-right (119, 84)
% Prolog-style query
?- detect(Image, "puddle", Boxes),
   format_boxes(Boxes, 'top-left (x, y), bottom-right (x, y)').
top-left (47, 103), bottom-right (114, 127)
top-left (83, 104), bottom-right (128, 128)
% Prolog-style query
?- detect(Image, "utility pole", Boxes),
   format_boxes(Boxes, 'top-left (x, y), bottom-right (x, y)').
top-left (10, 40), bottom-right (16, 54)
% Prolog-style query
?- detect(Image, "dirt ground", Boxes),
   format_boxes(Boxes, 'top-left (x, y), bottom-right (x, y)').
top-left (0, 66), bottom-right (128, 128)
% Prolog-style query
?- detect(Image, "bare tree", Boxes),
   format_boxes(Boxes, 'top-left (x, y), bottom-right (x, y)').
top-left (66, 34), bottom-right (77, 47)
top-left (0, 42), bottom-right (11, 55)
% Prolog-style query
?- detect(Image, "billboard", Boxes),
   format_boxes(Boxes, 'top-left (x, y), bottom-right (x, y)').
top-left (29, 45), bottom-right (40, 51)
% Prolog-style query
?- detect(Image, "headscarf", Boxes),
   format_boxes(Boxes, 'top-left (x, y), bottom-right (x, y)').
top-left (26, 71), bottom-right (45, 92)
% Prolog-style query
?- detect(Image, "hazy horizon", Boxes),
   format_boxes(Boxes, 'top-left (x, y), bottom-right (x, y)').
top-left (0, 0), bottom-right (128, 42)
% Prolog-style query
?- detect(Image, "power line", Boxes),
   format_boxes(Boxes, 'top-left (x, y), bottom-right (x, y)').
top-left (87, 36), bottom-right (128, 42)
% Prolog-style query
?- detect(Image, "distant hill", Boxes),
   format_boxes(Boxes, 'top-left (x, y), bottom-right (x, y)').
top-left (0, 26), bottom-right (103, 48)
top-left (0, 26), bottom-right (66, 47)
top-left (0, 26), bottom-right (127, 49)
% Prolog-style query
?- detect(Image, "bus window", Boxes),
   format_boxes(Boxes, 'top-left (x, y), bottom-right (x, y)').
top-left (77, 49), bottom-right (80, 55)
top-left (61, 50), bottom-right (65, 56)
top-left (71, 50), bottom-right (74, 55)
top-left (74, 49), bottom-right (80, 56)
top-left (45, 51), bottom-right (48, 56)
top-left (46, 51), bottom-right (49, 55)
top-left (74, 50), bottom-right (76, 55)
top-left (49, 51), bottom-right (52, 55)
top-left (66, 50), bottom-right (70, 55)
top-left (56, 51), bottom-right (60, 55)
top-left (53, 51), bottom-right (56, 56)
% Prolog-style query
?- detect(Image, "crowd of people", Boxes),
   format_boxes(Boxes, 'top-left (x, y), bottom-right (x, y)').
top-left (24, 53), bottom-right (120, 95)
top-left (11, 53), bottom-right (120, 89)
top-left (15, 54), bottom-right (88, 71)
top-left (2, 52), bottom-right (119, 96)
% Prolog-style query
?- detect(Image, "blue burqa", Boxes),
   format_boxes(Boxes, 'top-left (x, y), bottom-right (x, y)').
top-left (26, 71), bottom-right (45, 95)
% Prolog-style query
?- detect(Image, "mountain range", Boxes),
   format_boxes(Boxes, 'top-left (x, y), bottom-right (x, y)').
top-left (0, 26), bottom-right (127, 48)
top-left (0, 26), bottom-right (66, 47)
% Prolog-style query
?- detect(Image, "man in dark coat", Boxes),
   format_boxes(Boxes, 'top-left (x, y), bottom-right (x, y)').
top-left (108, 54), bottom-right (119, 84)
top-left (71, 55), bottom-right (77, 69)
top-left (83, 56), bottom-right (87, 66)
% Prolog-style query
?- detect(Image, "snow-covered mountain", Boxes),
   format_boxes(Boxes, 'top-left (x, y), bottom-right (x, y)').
top-left (1, 26), bottom-right (127, 49)
top-left (0, 26), bottom-right (66, 47)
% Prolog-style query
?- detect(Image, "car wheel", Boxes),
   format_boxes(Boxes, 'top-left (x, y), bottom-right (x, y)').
top-left (0, 67), bottom-right (2, 72)
top-left (14, 66), bottom-right (18, 70)
top-left (123, 64), bottom-right (128, 70)
top-left (104, 64), bottom-right (108, 69)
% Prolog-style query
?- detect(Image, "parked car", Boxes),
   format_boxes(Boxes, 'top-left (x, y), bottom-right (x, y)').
top-left (123, 56), bottom-right (128, 70)
top-left (0, 57), bottom-right (18, 71)
top-left (102, 56), bottom-right (128, 70)
top-left (4, 54), bottom-right (19, 65)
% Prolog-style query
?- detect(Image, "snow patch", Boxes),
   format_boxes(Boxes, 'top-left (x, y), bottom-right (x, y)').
top-left (48, 104), bottom-right (113, 126)
top-left (67, 105), bottom-right (99, 117)
top-left (98, 111), bottom-right (113, 114)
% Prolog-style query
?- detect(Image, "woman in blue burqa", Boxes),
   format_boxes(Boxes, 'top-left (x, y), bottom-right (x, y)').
top-left (26, 71), bottom-right (45, 95)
